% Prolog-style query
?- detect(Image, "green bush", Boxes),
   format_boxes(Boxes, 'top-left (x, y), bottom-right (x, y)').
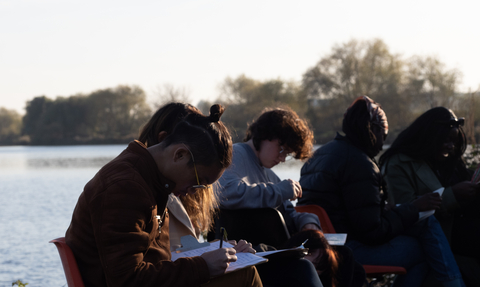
top-left (12, 280), bottom-right (28, 287)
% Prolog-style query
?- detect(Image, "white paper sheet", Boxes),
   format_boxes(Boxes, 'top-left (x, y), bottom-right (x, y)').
top-left (171, 241), bottom-right (267, 273)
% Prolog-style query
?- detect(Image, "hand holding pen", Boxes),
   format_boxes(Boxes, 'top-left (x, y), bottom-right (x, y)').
top-left (201, 227), bottom-right (236, 277)
top-left (200, 247), bottom-right (237, 277)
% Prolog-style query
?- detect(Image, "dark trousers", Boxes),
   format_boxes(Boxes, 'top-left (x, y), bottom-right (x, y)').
top-left (256, 258), bottom-right (324, 287)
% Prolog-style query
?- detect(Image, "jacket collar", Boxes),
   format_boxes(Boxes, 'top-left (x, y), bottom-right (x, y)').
top-left (335, 133), bottom-right (373, 158)
top-left (129, 141), bottom-right (176, 205)
top-left (166, 194), bottom-right (196, 235)
top-left (397, 153), bottom-right (443, 191)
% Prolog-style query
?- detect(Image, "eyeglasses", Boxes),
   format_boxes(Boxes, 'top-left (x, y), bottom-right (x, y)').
top-left (279, 146), bottom-right (293, 158)
top-left (183, 144), bottom-right (207, 189)
top-left (436, 117), bottom-right (465, 128)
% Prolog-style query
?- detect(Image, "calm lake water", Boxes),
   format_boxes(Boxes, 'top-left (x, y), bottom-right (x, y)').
top-left (0, 144), bottom-right (303, 286)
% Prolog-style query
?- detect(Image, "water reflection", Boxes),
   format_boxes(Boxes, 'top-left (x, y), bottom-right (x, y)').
top-left (0, 145), bottom-right (127, 170)
top-left (0, 145), bottom-right (128, 287)
top-left (26, 156), bottom-right (114, 168)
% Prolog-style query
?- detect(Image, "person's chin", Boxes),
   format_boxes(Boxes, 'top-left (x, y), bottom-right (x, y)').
top-left (266, 162), bottom-right (277, 169)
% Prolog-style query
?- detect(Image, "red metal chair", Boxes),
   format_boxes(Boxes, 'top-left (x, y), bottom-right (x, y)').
top-left (295, 204), bottom-right (336, 233)
top-left (50, 237), bottom-right (85, 287)
top-left (295, 205), bottom-right (407, 278)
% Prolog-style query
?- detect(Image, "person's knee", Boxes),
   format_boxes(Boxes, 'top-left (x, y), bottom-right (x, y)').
top-left (292, 258), bottom-right (319, 275)
top-left (202, 266), bottom-right (262, 287)
top-left (245, 266), bottom-right (263, 287)
top-left (228, 266), bottom-right (261, 285)
top-left (295, 258), bottom-right (315, 267)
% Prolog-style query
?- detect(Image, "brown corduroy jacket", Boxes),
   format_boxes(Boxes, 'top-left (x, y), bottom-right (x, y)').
top-left (65, 141), bottom-right (210, 287)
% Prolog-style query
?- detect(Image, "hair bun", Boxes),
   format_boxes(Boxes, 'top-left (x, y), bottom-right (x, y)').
top-left (209, 104), bottom-right (224, 123)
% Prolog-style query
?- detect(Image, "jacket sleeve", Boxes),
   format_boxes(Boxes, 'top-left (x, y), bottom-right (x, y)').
top-left (217, 153), bottom-right (294, 209)
top-left (343, 156), bottom-right (419, 245)
top-left (384, 156), bottom-right (459, 212)
top-left (91, 180), bottom-right (210, 287)
top-left (299, 145), bottom-right (346, 207)
top-left (282, 200), bottom-right (321, 231)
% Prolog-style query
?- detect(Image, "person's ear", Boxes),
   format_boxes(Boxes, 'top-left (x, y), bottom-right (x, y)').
top-left (173, 146), bottom-right (190, 163)
top-left (157, 131), bottom-right (168, 143)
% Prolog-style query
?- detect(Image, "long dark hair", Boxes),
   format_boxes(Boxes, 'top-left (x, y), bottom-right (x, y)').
top-left (379, 107), bottom-right (467, 185)
top-left (138, 102), bottom-right (200, 147)
top-left (163, 104), bottom-right (233, 170)
top-left (137, 102), bottom-right (225, 232)
top-left (342, 98), bottom-right (378, 158)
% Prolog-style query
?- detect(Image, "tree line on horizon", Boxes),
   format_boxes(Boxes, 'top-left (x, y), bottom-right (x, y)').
top-left (1, 38), bottom-right (479, 146)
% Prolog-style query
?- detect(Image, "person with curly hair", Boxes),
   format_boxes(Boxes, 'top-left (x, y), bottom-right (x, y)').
top-left (215, 106), bottom-right (334, 287)
top-left (218, 106), bottom-right (319, 234)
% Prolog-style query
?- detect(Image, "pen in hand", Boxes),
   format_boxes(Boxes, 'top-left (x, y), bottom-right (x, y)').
top-left (219, 227), bottom-right (227, 248)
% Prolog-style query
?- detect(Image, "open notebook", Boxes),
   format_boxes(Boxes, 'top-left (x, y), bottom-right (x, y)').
top-left (171, 235), bottom-right (315, 273)
top-left (171, 236), bottom-right (268, 273)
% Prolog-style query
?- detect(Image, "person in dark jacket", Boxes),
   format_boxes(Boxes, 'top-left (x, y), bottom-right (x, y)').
top-left (65, 104), bottom-right (262, 287)
top-left (298, 96), bottom-right (465, 287)
top-left (379, 107), bottom-right (480, 286)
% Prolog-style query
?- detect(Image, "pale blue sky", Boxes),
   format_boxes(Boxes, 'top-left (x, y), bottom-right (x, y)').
top-left (1, 0), bottom-right (479, 114)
